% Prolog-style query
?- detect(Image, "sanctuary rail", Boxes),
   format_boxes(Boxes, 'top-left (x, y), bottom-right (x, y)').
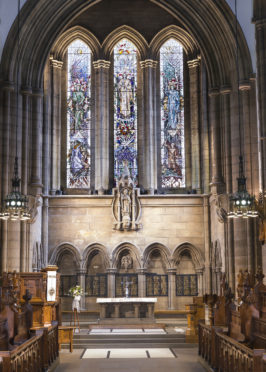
top-left (198, 322), bottom-right (265, 372)
top-left (0, 322), bottom-right (58, 372)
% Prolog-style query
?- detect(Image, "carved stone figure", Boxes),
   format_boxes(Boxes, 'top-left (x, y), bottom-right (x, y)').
top-left (112, 163), bottom-right (141, 231)
top-left (121, 254), bottom-right (133, 272)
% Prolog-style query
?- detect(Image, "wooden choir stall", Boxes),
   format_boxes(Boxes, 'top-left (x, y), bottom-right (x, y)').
top-left (0, 266), bottom-right (63, 371)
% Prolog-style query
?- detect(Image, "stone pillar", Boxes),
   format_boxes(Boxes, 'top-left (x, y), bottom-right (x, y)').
top-left (253, 1), bottom-right (266, 194)
top-left (93, 60), bottom-right (111, 194)
top-left (220, 87), bottom-right (232, 194)
top-left (1, 82), bottom-right (14, 272)
top-left (167, 269), bottom-right (176, 310)
top-left (42, 197), bottom-right (49, 268)
top-left (31, 89), bottom-right (43, 194)
top-left (50, 60), bottom-right (63, 194)
top-left (137, 268), bottom-right (146, 297)
top-left (196, 268), bottom-right (203, 296)
top-left (77, 269), bottom-right (86, 310)
top-left (140, 59), bottom-right (158, 193)
top-left (209, 89), bottom-right (224, 194)
top-left (188, 58), bottom-right (201, 192)
top-left (107, 268), bottom-right (116, 297)
top-left (203, 195), bottom-right (211, 293)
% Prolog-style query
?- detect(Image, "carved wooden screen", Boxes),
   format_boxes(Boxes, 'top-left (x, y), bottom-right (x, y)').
top-left (146, 274), bottom-right (168, 296)
top-left (176, 274), bottom-right (198, 296)
top-left (85, 274), bottom-right (107, 297)
top-left (59, 275), bottom-right (78, 296)
top-left (115, 274), bottom-right (138, 297)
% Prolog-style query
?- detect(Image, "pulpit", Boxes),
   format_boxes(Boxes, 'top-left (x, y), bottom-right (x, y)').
top-left (19, 266), bottom-right (60, 327)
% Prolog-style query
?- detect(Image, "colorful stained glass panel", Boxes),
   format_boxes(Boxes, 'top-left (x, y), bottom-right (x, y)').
top-left (160, 39), bottom-right (185, 188)
top-left (114, 39), bottom-right (138, 185)
top-left (67, 39), bottom-right (91, 188)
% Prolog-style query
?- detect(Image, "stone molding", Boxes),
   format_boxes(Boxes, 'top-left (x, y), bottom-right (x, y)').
top-left (139, 59), bottom-right (158, 69)
top-left (93, 60), bottom-right (111, 69)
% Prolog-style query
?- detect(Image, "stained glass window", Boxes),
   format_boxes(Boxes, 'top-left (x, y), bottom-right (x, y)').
top-left (113, 39), bottom-right (138, 185)
top-left (67, 40), bottom-right (91, 188)
top-left (160, 39), bottom-right (185, 188)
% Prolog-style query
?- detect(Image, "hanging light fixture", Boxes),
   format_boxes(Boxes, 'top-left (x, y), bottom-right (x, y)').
top-left (227, 0), bottom-right (258, 219)
top-left (0, 0), bottom-right (31, 222)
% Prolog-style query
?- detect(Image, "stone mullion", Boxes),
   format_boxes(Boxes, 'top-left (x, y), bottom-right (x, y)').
top-left (93, 60), bottom-right (111, 194)
top-left (209, 89), bottom-right (224, 194)
top-left (50, 60), bottom-right (63, 194)
top-left (188, 59), bottom-right (201, 192)
top-left (31, 89), bottom-right (43, 194)
top-left (140, 60), bottom-right (157, 194)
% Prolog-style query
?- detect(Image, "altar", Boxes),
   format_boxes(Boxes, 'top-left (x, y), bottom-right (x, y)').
top-left (96, 298), bottom-right (157, 323)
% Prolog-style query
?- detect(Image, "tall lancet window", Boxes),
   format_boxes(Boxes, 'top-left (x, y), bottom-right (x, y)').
top-left (160, 39), bottom-right (185, 188)
top-left (67, 40), bottom-right (91, 188)
top-left (113, 39), bottom-right (138, 185)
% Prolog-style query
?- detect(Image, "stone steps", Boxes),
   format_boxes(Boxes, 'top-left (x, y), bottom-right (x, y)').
top-left (62, 331), bottom-right (196, 349)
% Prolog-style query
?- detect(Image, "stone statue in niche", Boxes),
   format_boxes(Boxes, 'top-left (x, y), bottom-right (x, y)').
top-left (121, 254), bottom-right (133, 272)
top-left (112, 163), bottom-right (141, 231)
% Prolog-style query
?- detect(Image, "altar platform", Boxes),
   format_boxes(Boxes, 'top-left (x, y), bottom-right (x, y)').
top-left (96, 297), bottom-right (157, 324)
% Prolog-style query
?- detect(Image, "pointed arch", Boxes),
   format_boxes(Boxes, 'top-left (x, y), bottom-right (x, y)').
top-left (102, 25), bottom-right (148, 60)
top-left (51, 26), bottom-right (101, 60)
top-left (150, 25), bottom-right (197, 57)
top-left (173, 242), bottom-right (204, 270)
top-left (82, 243), bottom-right (109, 270)
top-left (48, 242), bottom-right (81, 268)
top-left (111, 242), bottom-right (141, 269)
top-left (142, 243), bottom-right (171, 269)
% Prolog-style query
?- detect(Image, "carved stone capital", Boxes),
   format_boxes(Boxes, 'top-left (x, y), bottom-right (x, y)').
top-left (140, 59), bottom-right (158, 69)
top-left (93, 60), bottom-right (111, 69)
top-left (50, 59), bottom-right (63, 69)
top-left (187, 58), bottom-right (200, 69)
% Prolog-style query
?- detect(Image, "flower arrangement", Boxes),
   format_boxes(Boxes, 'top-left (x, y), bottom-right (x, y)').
top-left (69, 285), bottom-right (83, 297)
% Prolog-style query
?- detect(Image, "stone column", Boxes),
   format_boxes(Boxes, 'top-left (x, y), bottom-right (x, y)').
top-left (50, 60), bottom-right (63, 194)
top-left (167, 268), bottom-right (176, 309)
top-left (253, 1), bottom-right (266, 194)
top-left (137, 268), bottom-right (146, 297)
top-left (209, 89), bottom-right (224, 194)
top-left (93, 60), bottom-right (111, 194)
top-left (77, 269), bottom-right (86, 310)
top-left (140, 59), bottom-right (158, 193)
top-left (20, 87), bottom-right (32, 272)
top-left (220, 87), bottom-right (232, 194)
top-left (203, 195), bottom-right (211, 293)
top-left (107, 268), bottom-right (116, 297)
top-left (1, 82), bottom-right (14, 272)
top-left (188, 58), bottom-right (201, 192)
top-left (196, 268), bottom-right (203, 296)
top-left (31, 89), bottom-right (43, 194)
top-left (42, 197), bottom-right (49, 268)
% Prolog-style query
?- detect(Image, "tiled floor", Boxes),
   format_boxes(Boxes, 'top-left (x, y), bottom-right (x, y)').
top-left (82, 348), bottom-right (175, 359)
top-left (56, 347), bottom-right (205, 371)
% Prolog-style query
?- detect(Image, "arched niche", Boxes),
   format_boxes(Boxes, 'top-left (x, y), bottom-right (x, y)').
top-left (176, 250), bottom-right (195, 275)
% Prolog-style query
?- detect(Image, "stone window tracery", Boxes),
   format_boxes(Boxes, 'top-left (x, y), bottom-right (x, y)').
top-left (67, 39), bottom-right (91, 188)
top-left (160, 39), bottom-right (185, 189)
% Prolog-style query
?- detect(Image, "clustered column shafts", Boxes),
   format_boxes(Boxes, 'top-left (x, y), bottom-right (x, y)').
top-left (188, 58), bottom-right (201, 192)
top-left (93, 60), bottom-right (111, 194)
top-left (50, 59), bottom-right (63, 194)
top-left (31, 89), bottom-right (43, 194)
top-left (140, 59), bottom-right (158, 194)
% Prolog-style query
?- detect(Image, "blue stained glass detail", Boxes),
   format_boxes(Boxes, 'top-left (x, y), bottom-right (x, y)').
top-left (160, 39), bottom-right (185, 188)
top-left (67, 40), bottom-right (91, 188)
top-left (114, 39), bottom-right (138, 185)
